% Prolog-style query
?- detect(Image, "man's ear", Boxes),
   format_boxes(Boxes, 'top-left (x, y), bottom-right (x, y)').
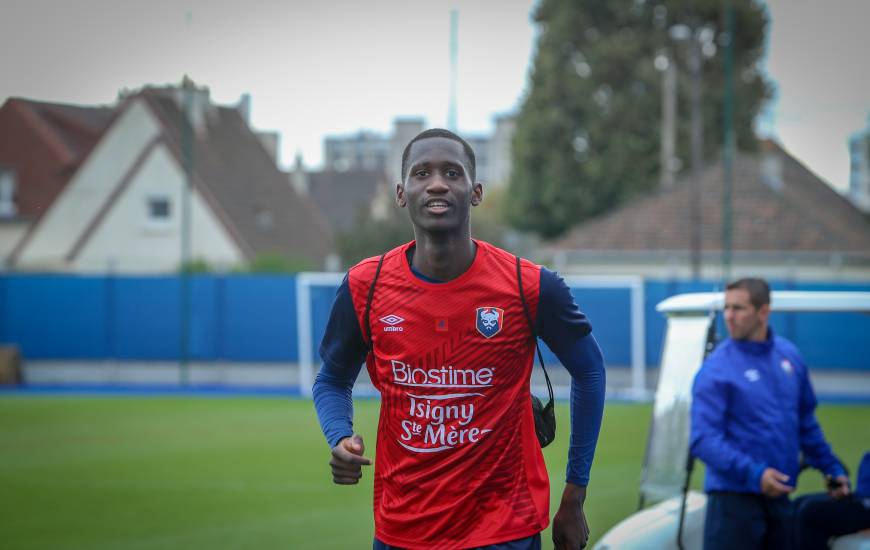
top-left (396, 182), bottom-right (406, 207)
top-left (470, 182), bottom-right (483, 206)
top-left (758, 303), bottom-right (771, 323)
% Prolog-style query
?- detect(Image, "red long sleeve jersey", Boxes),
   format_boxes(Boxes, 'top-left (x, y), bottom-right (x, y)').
top-left (347, 241), bottom-right (549, 549)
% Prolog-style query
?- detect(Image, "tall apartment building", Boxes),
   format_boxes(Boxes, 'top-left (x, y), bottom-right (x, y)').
top-left (849, 116), bottom-right (870, 213)
top-left (323, 115), bottom-right (515, 185)
top-left (323, 130), bottom-right (391, 173)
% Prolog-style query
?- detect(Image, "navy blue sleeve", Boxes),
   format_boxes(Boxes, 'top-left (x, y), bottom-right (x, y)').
top-left (536, 268), bottom-right (605, 487)
top-left (318, 275), bottom-right (368, 370)
top-left (312, 275), bottom-right (368, 448)
top-left (534, 268), bottom-right (592, 345)
top-left (857, 452), bottom-right (870, 497)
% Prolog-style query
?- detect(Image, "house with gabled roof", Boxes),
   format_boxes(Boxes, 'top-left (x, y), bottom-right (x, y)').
top-left (0, 98), bottom-right (114, 261)
top-left (547, 141), bottom-right (870, 281)
top-left (1, 79), bottom-right (333, 272)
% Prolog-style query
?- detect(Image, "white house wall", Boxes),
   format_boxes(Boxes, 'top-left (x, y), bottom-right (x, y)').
top-left (0, 221), bottom-right (29, 264)
top-left (73, 143), bottom-right (244, 273)
top-left (17, 99), bottom-right (161, 269)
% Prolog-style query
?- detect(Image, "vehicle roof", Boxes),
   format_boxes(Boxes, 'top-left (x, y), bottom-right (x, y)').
top-left (656, 291), bottom-right (870, 314)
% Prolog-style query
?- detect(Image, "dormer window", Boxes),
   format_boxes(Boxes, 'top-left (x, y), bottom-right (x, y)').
top-left (255, 209), bottom-right (274, 231)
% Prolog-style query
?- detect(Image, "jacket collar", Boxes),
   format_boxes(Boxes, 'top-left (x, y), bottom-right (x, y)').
top-left (731, 327), bottom-right (775, 355)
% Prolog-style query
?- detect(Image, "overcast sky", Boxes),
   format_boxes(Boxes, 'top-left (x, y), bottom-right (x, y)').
top-left (1, 0), bottom-right (867, 192)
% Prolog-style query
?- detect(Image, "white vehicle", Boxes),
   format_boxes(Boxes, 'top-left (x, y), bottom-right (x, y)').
top-left (594, 291), bottom-right (870, 550)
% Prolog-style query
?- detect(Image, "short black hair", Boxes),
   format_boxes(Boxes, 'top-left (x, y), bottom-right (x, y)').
top-left (400, 128), bottom-right (476, 183)
top-left (726, 277), bottom-right (770, 309)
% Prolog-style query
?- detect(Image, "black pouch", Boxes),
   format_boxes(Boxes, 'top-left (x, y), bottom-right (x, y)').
top-left (531, 392), bottom-right (556, 448)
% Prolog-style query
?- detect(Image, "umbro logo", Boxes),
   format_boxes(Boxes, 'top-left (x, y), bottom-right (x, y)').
top-left (380, 314), bottom-right (405, 332)
top-left (380, 315), bottom-right (403, 325)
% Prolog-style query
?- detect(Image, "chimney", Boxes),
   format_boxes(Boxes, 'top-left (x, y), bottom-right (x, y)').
top-left (291, 151), bottom-right (309, 195)
top-left (237, 93), bottom-right (251, 125)
top-left (174, 76), bottom-right (213, 136)
top-left (759, 140), bottom-right (783, 192)
top-left (848, 118), bottom-right (870, 213)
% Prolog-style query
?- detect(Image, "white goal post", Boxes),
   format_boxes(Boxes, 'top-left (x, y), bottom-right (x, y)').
top-left (296, 272), bottom-right (345, 398)
top-left (561, 275), bottom-right (647, 400)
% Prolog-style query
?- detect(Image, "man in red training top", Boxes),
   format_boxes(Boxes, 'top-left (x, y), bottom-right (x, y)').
top-left (313, 128), bottom-right (606, 549)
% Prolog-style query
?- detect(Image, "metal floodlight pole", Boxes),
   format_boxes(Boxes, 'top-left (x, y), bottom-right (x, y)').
top-left (688, 29), bottom-right (704, 281)
top-left (180, 79), bottom-right (194, 386)
top-left (448, 9), bottom-right (459, 132)
top-left (722, 2), bottom-right (735, 285)
top-left (668, 21), bottom-right (703, 280)
top-left (660, 51), bottom-right (677, 189)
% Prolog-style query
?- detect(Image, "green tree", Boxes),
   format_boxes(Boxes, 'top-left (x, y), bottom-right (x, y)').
top-left (507, 0), bottom-right (771, 238)
top-left (471, 184), bottom-right (509, 249)
top-left (179, 258), bottom-right (213, 273)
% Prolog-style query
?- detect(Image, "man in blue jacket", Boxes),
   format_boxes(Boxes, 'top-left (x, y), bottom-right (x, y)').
top-left (690, 278), bottom-right (850, 550)
top-left (795, 452), bottom-right (870, 549)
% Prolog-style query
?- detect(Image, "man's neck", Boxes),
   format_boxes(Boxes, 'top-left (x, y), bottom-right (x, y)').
top-left (747, 324), bottom-right (769, 342)
top-left (410, 232), bottom-right (476, 282)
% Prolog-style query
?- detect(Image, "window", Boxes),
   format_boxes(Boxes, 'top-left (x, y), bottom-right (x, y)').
top-left (0, 168), bottom-right (17, 218)
top-left (255, 209), bottom-right (274, 230)
top-left (147, 196), bottom-right (171, 223)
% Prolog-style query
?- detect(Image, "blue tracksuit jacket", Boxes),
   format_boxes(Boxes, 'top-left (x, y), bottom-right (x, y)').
top-left (690, 329), bottom-right (844, 494)
top-left (857, 452), bottom-right (870, 497)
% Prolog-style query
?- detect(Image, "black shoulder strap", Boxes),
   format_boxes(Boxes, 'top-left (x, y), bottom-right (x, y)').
top-left (363, 254), bottom-right (386, 351)
top-left (516, 256), bottom-right (554, 405)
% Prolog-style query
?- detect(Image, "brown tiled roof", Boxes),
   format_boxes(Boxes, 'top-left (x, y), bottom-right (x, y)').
top-left (22, 99), bottom-right (115, 162)
top-left (553, 142), bottom-right (870, 255)
top-left (138, 89), bottom-right (334, 266)
top-left (306, 169), bottom-right (389, 232)
top-left (0, 98), bottom-right (114, 218)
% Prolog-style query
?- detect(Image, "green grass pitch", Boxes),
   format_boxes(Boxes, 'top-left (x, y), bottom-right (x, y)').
top-left (1, 396), bottom-right (867, 549)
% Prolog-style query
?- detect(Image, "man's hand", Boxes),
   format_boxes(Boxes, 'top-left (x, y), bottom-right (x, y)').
top-left (760, 467), bottom-right (795, 498)
top-left (552, 483), bottom-right (589, 550)
top-left (827, 474), bottom-right (851, 500)
top-left (329, 434), bottom-right (372, 485)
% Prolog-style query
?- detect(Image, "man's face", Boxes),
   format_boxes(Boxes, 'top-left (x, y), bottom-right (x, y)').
top-left (723, 288), bottom-right (769, 341)
top-left (396, 137), bottom-right (482, 234)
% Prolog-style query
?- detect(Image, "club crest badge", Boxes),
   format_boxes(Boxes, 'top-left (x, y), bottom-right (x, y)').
top-left (476, 307), bottom-right (504, 338)
top-left (780, 359), bottom-right (793, 374)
